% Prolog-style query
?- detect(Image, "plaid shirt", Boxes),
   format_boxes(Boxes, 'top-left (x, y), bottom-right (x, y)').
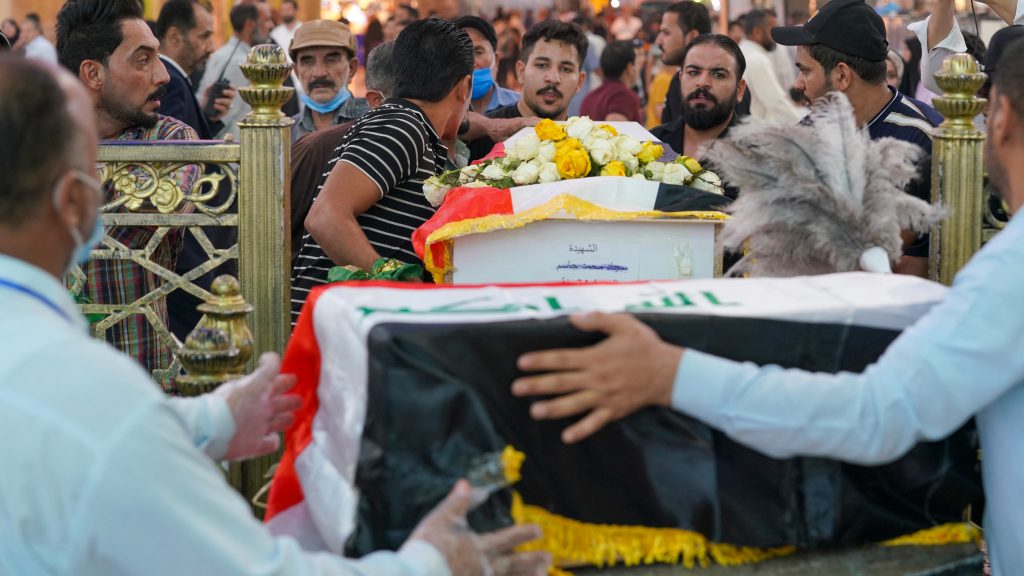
top-left (82, 115), bottom-right (199, 390)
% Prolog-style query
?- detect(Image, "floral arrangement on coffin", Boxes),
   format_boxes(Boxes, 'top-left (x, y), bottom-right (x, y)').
top-left (423, 117), bottom-right (723, 207)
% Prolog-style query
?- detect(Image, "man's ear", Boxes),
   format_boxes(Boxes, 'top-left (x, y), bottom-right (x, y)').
top-left (347, 57), bottom-right (359, 84)
top-left (574, 69), bottom-right (587, 94)
top-left (833, 62), bottom-right (853, 92)
top-left (989, 92), bottom-right (1014, 148)
top-left (459, 74), bottom-right (472, 101)
top-left (736, 77), bottom-right (747, 103)
top-left (78, 59), bottom-right (104, 92)
top-left (51, 171), bottom-right (86, 233)
top-left (515, 59), bottom-right (526, 86)
top-left (683, 29), bottom-right (700, 46)
top-left (165, 25), bottom-right (183, 50)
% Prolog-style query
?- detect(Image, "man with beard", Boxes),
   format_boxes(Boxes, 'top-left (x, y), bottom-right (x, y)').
top-left (466, 19), bottom-right (587, 161)
top-left (738, 9), bottom-right (799, 123)
top-left (651, 34), bottom-right (745, 200)
top-left (655, 1), bottom-right (711, 125)
top-left (57, 0), bottom-right (201, 380)
top-left (197, 1), bottom-right (274, 140)
top-left (156, 0), bottom-right (235, 139)
top-left (512, 39), bottom-right (1024, 575)
top-left (288, 19), bottom-right (369, 143)
top-left (270, 0), bottom-right (302, 54)
top-left (775, 0), bottom-right (942, 276)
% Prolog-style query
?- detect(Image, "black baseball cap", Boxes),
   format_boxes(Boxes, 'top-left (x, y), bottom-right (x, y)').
top-left (772, 0), bottom-right (888, 62)
top-left (984, 25), bottom-right (1024, 73)
top-left (452, 15), bottom-right (497, 51)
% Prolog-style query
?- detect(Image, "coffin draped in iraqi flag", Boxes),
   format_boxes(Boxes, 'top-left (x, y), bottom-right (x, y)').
top-left (265, 273), bottom-right (982, 568)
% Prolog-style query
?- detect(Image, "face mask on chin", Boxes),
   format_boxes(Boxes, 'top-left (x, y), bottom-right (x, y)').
top-left (53, 169), bottom-right (106, 272)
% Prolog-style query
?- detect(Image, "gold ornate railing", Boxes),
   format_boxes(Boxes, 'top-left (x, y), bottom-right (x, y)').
top-left (70, 44), bottom-right (293, 506)
top-left (929, 54), bottom-right (1002, 284)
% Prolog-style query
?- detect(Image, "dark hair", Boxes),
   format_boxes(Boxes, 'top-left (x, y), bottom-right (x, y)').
top-left (0, 56), bottom-right (78, 225)
top-left (742, 9), bottom-right (772, 36)
top-left (520, 20), bottom-right (588, 67)
top-left (452, 15), bottom-right (497, 51)
top-left (57, 0), bottom-right (144, 74)
top-left (365, 41), bottom-right (397, 95)
top-left (230, 4), bottom-right (259, 33)
top-left (25, 13), bottom-right (42, 28)
top-left (992, 37), bottom-right (1024, 124)
top-left (962, 31), bottom-right (987, 65)
top-left (807, 43), bottom-right (886, 85)
top-left (600, 40), bottom-right (635, 78)
top-left (397, 4), bottom-right (420, 20)
top-left (899, 36), bottom-right (922, 96)
top-left (664, 1), bottom-right (711, 36)
top-left (156, 0), bottom-right (199, 41)
top-left (282, 0), bottom-right (298, 8)
top-left (680, 34), bottom-right (747, 79)
top-left (393, 18), bottom-right (473, 102)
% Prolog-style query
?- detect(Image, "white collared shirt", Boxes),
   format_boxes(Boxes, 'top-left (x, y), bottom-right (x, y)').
top-left (0, 254), bottom-right (449, 576)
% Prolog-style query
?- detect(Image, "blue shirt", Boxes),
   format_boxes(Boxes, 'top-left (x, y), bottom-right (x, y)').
top-left (486, 86), bottom-right (521, 113)
top-left (673, 213), bottom-right (1024, 574)
top-left (0, 254), bottom-right (449, 575)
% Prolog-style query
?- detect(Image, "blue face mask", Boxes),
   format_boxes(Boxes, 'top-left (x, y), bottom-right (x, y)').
top-left (471, 67), bottom-right (494, 100)
top-left (54, 170), bottom-right (106, 270)
top-left (301, 88), bottom-right (351, 114)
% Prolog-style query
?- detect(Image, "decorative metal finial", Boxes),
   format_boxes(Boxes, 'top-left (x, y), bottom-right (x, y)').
top-left (931, 54), bottom-right (988, 134)
top-left (238, 44), bottom-right (295, 121)
top-left (177, 275), bottom-right (255, 396)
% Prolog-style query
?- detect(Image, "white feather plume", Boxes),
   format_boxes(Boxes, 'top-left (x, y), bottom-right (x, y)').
top-left (707, 93), bottom-right (944, 277)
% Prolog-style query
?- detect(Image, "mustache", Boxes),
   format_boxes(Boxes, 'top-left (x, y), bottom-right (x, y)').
top-left (536, 85), bottom-right (563, 98)
top-left (790, 87), bottom-right (812, 106)
top-left (147, 85), bottom-right (168, 101)
top-left (309, 78), bottom-right (337, 90)
top-left (685, 87), bottom-right (718, 105)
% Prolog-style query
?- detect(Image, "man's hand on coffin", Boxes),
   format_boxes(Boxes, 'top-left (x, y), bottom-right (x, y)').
top-left (408, 479), bottom-right (551, 576)
top-left (513, 312), bottom-right (684, 444)
top-left (218, 352), bottom-right (301, 460)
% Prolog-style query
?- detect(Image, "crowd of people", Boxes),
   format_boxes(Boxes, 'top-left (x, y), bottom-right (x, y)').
top-left (2, 0), bottom-right (1024, 573)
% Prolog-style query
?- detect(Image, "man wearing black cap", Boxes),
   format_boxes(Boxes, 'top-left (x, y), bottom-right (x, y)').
top-left (774, 0), bottom-right (942, 277)
top-left (453, 16), bottom-right (521, 114)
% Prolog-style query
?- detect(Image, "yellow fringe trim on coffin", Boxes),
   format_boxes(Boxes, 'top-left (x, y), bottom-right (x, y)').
top-left (509, 491), bottom-right (796, 570)
top-left (881, 522), bottom-right (981, 546)
top-left (424, 193), bottom-right (729, 283)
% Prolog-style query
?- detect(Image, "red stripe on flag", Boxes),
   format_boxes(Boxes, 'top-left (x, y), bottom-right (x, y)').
top-left (412, 185), bottom-right (514, 260)
top-left (264, 285), bottom-right (328, 522)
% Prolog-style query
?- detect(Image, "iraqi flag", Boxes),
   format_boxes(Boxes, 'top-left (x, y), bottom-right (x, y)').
top-left (412, 176), bottom-right (730, 283)
top-left (265, 274), bottom-right (981, 566)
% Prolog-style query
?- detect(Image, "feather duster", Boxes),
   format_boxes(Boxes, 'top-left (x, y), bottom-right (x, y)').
top-left (707, 93), bottom-right (944, 277)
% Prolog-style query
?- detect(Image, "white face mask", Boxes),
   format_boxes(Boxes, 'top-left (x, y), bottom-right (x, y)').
top-left (53, 169), bottom-right (105, 270)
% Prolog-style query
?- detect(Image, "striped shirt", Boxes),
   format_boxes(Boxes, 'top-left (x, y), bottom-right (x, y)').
top-left (291, 99), bottom-right (447, 323)
top-left (866, 87), bottom-right (943, 258)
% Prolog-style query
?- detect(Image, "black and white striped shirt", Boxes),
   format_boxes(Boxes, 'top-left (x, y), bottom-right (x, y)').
top-left (291, 99), bottom-right (448, 323)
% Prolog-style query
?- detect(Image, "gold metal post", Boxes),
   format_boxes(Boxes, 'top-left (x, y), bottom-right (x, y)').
top-left (177, 275), bottom-right (254, 396)
top-left (237, 44), bottom-right (294, 364)
top-left (929, 54), bottom-right (987, 285)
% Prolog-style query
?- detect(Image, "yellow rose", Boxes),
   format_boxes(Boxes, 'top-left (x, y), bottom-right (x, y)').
top-left (557, 149), bottom-right (592, 179)
top-left (535, 118), bottom-right (566, 141)
top-left (598, 124), bottom-right (618, 136)
top-left (600, 161), bottom-right (627, 177)
top-left (678, 155), bottom-right (703, 174)
top-left (637, 141), bottom-right (664, 164)
top-left (555, 137), bottom-right (582, 152)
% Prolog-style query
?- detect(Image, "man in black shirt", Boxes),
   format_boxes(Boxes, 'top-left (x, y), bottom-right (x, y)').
top-left (651, 35), bottom-right (746, 200)
top-left (292, 19), bottom-right (475, 322)
top-left (466, 20), bottom-right (588, 160)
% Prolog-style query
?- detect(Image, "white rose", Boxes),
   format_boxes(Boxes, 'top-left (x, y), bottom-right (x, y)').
top-left (509, 133), bottom-right (541, 161)
top-left (566, 116), bottom-right (595, 141)
top-left (536, 140), bottom-right (557, 163)
top-left (481, 162), bottom-right (507, 181)
top-left (613, 134), bottom-right (643, 156)
top-left (621, 155), bottom-right (639, 175)
top-left (690, 171), bottom-right (724, 194)
top-left (422, 176), bottom-right (450, 207)
top-left (645, 161), bottom-right (666, 181)
top-left (458, 164), bottom-right (481, 184)
top-left (588, 139), bottom-right (615, 165)
top-left (512, 161), bottom-right (541, 185)
top-left (632, 173), bottom-right (647, 180)
top-left (463, 180), bottom-right (490, 188)
top-left (538, 162), bottom-right (561, 183)
top-left (662, 163), bottom-right (692, 185)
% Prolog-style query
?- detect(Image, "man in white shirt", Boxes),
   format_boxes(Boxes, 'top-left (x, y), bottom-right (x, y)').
top-left (18, 13), bottom-right (58, 64)
top-left (511, 39), bottom-right (1024, 575)
top-left (271, 0), bottom-right (302, 57)
top-left (738, 9), bottom-right (798, 123)
top-left (0, 54), bottom-right (548, 576)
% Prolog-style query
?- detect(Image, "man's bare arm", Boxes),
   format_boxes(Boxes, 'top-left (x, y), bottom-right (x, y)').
top-left (304, 161), bottom-right (382, 272)
top-left (927, 0), bottom-right (955, 51)
top-left (460, 111), bottom-right (540, 142)
top-left (976, 0), bottom-right (1018, 24)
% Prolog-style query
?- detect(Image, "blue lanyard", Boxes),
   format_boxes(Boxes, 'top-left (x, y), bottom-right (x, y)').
top-left (0, 278), bottom-right (73, 323)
